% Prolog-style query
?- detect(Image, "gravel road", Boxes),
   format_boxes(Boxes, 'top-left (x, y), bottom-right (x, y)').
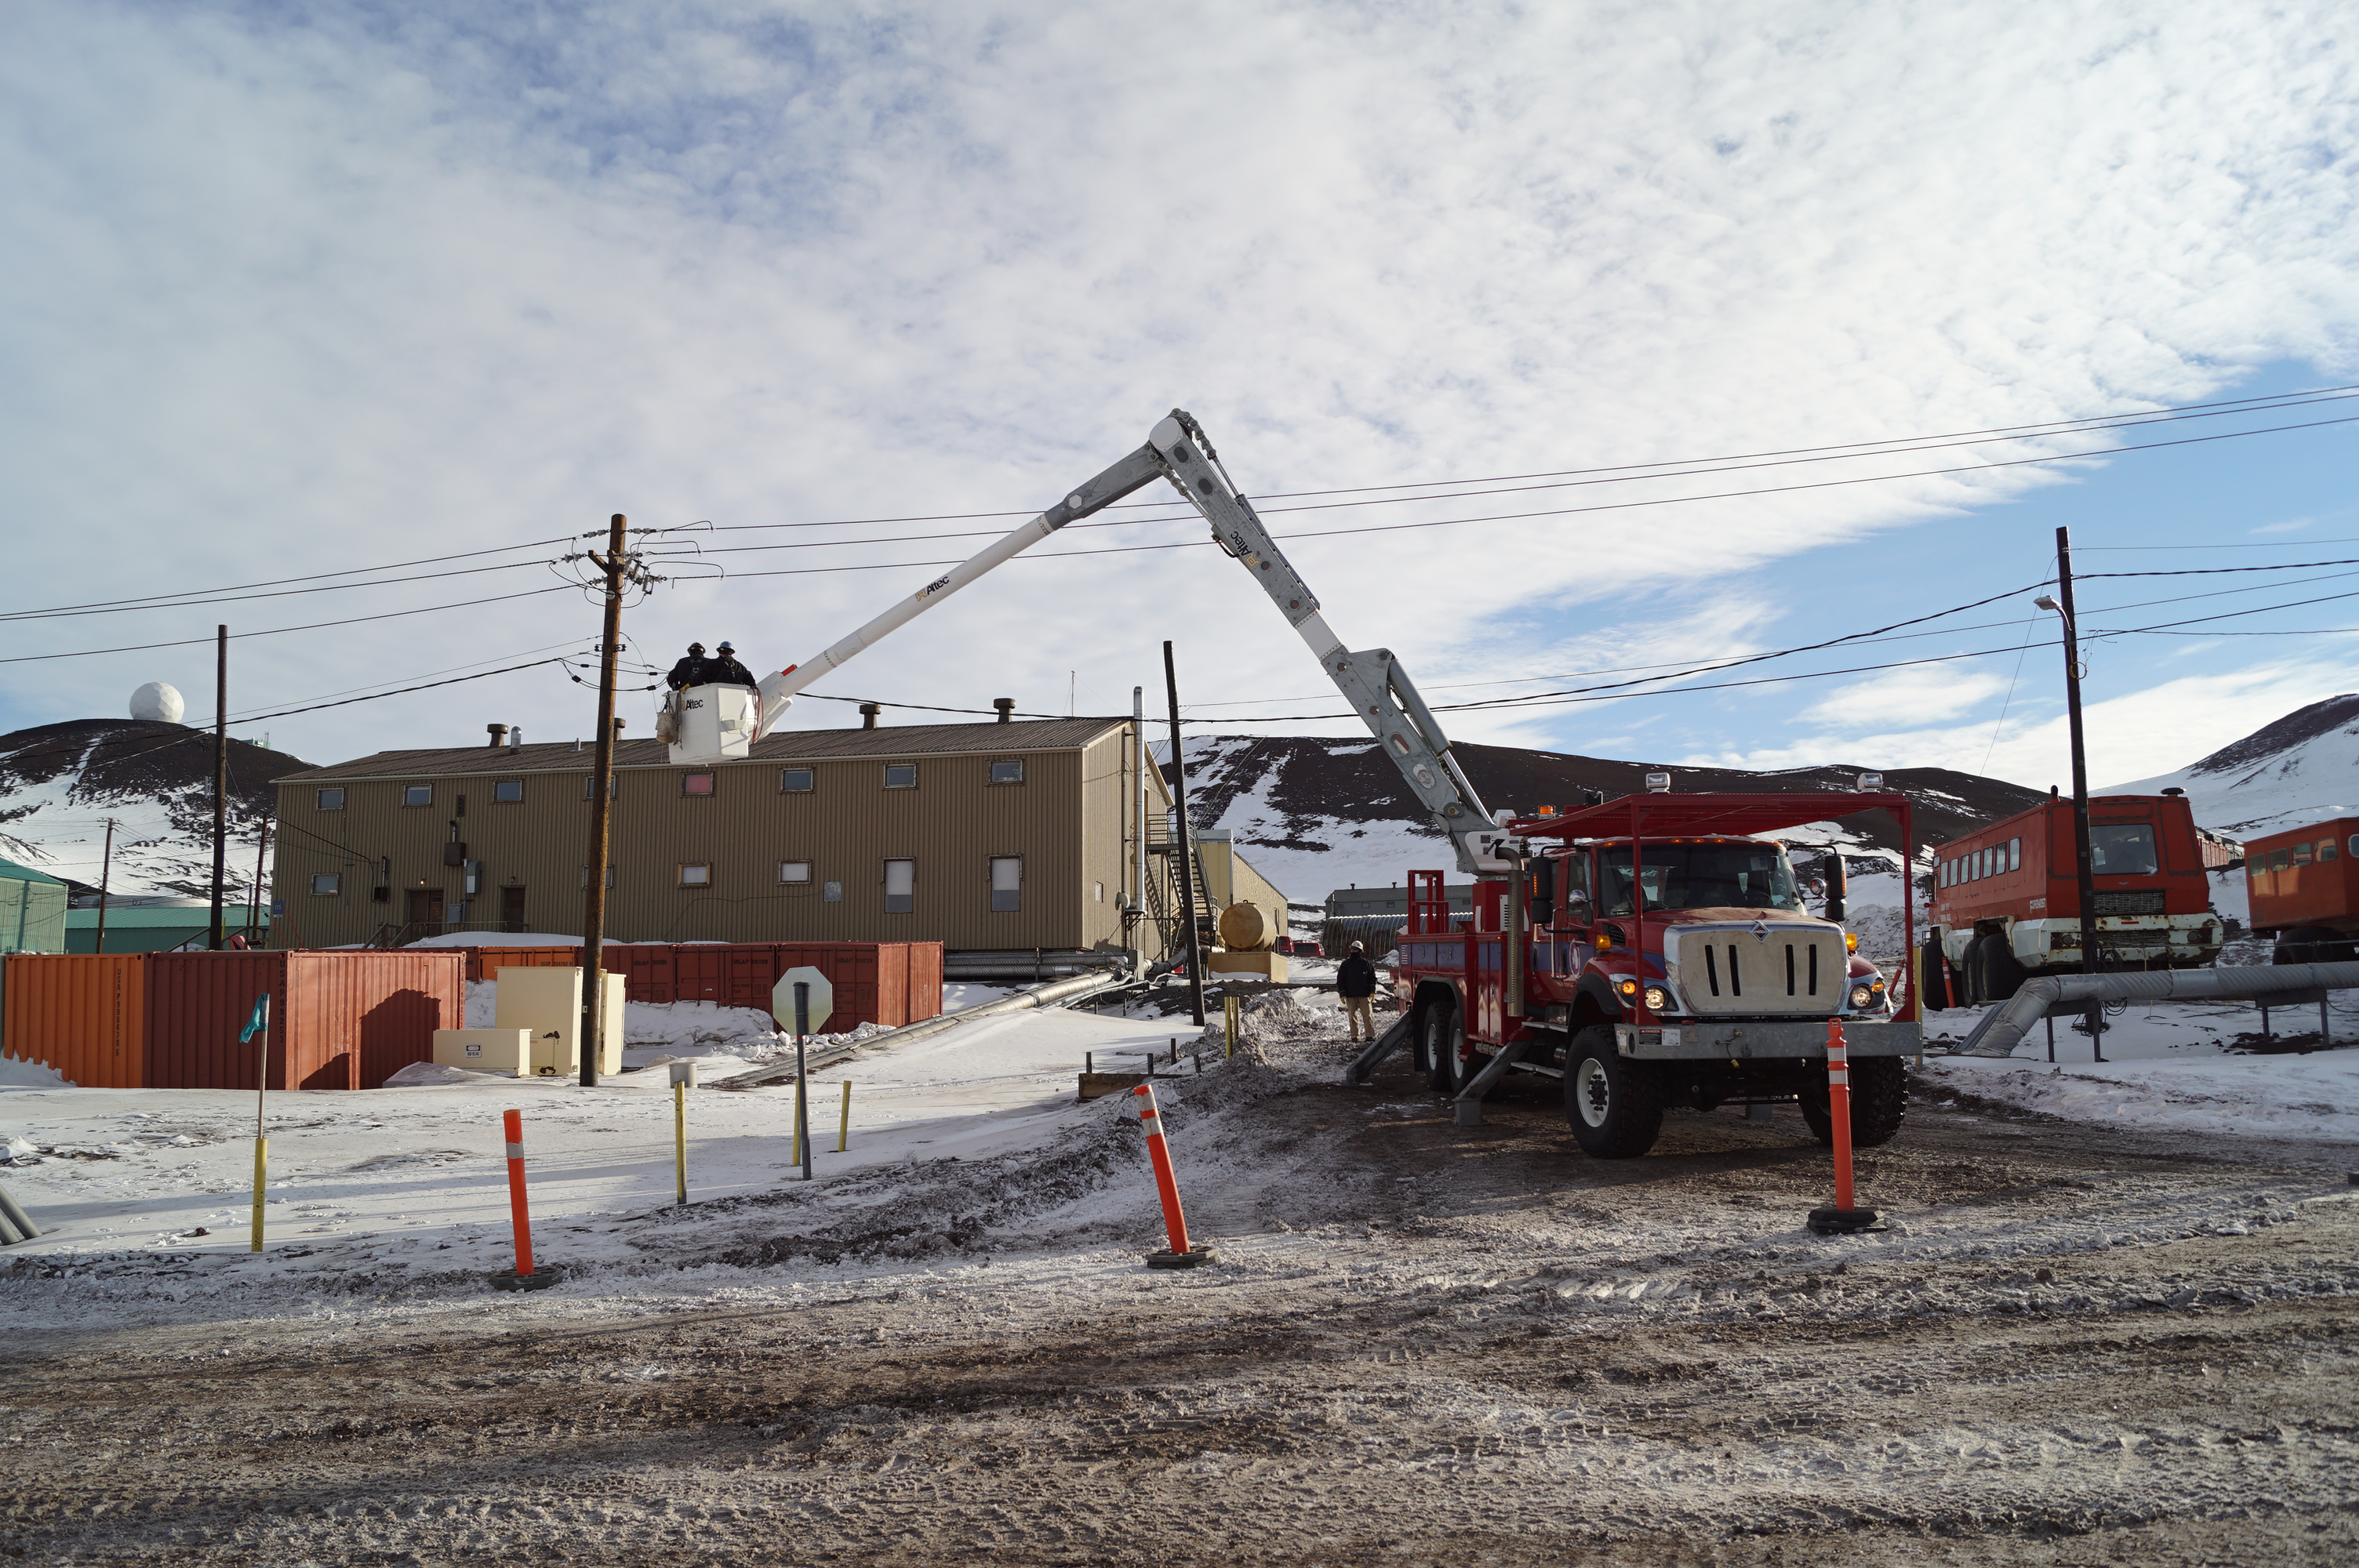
top-left (6, 1043), bottom-right (2357, 1565)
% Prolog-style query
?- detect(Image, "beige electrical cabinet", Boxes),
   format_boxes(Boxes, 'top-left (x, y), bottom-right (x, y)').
top-left (432, 1028), bottom-right (533, 1077)
top-left (493, 966), bottom-right (624, 1076)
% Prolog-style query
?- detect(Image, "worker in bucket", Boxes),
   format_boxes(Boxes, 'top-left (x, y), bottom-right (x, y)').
top-left (666, 643), bottom-right (711, 691)
top-left (705, 641), bottom-right (759, 690)
top-left (1337, 940), bottom-right (1378, 1041)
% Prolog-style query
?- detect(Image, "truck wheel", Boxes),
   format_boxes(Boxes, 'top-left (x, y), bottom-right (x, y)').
top-left (1409, 1002), bottom-right (1434, 1078)
top-left (1979, 934), bottom-right (2026, 1000)
top-left (1423, 998), bottom-right (1459, 1093)
top-left (2274, 927), bottom-right (2353, 964)
top-left (1562, 1026), bottom-right (1663, 1159)
top-left (1800, 1057), bottom-right (1907, 1147)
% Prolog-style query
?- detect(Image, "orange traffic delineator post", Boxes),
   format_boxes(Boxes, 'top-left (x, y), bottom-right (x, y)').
top-left (1808, 1021), bottom-right (1883, 1235)
top-left (492, 1107), bottom-right (562, 1290)
top-left (1132, 1083), bottom-right (1215, 1269)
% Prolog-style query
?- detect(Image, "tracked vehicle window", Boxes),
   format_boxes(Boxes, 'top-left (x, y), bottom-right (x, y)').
top-left (2089, 824), bottom-right (2158, 877)
top-left (1598, 844), bottom-right (1801, 916)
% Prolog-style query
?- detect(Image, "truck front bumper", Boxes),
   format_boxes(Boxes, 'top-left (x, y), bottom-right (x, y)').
top-left (1616, 1019), bottom-right (1919, 1060)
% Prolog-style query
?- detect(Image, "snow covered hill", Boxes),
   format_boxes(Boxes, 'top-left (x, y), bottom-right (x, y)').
top-left (1164, 734), bottom-right (2045, 904)
top-left (0, 720), bottom-right (307, 898)
top-left (2109, 693), bottom-right (2359, 841)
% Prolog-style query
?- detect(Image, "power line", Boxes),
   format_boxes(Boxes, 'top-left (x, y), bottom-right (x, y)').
top-left (0, 535), bottom-right (576, 622)
top-left (228, 659), bottom-right (573, 724)
top-left (0, 583), bottom-right (580, 666)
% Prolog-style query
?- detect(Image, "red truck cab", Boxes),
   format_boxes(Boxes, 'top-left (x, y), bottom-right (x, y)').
top-left (1928, 791), bottom-right (2223, 1002)
top-left (1389, 789), bottom-right (1917, 1160)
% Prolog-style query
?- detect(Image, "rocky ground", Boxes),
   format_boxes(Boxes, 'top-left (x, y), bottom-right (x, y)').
top-left (5, 1009), bottom-right (2357, 1565)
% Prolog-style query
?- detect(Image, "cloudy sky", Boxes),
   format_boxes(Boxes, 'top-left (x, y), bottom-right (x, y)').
top-left (3, 1), bottom-right (2354, 800)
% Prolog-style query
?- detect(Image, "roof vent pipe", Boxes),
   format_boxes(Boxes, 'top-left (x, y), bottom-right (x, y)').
top-left (487, 724), bottom-right (509, 748)
top-left (509, 728), bottom-right (522, 749)
top-left (860, 702), bottom-right (882, 730)
top-left (994, 698), bottom-right (1015, 724)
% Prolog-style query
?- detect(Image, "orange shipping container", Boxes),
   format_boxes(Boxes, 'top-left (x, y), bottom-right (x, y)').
top-left (0, 953), bottom-right (147, 1088)
top-left (146, 951), bottom-right (463, 1091)
top-left (905, 942), bottom-right (943, 1024)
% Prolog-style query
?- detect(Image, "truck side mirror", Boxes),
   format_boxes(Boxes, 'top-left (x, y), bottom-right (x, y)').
top-left (1823, 852), bottom-right (1847, 923)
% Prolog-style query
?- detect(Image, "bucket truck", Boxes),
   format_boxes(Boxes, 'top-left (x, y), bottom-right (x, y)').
top-left (664, 409), bottom-right (1511, 873)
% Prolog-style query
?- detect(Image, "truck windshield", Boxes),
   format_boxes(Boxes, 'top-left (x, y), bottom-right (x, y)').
top-left (2090, 823), bottom-right (2158, 876)
top-left (1598, 844), bottom-right (1801, 915)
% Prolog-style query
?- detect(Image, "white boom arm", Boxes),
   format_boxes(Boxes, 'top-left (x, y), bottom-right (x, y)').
top-left (756, 409), bottom-right (1503, 873)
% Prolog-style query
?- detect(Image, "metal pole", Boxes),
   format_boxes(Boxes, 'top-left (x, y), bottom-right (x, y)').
top-left (210, 625), bottom-right (228, 950)
top-left (580, 514), bottom-right (627, 1088)
top-left (794, 982), bottom-right (812, 1181)
top-left (1163, 641), bottom-right (1207, 1027)
top-left (93, 818), bottom-right (114, 955)
top-left (1133, 685), bottom-right (1147, 974)
top-left (2054, 527), bottom-right (2105, 1062)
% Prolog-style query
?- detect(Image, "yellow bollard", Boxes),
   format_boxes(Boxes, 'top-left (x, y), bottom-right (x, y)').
top-left (1223, 993), bottom-right (1239, 1060)
top-left (838, 1081), bottom-right (852, 1152)
top-left (249, 1138), bottom-right (267, 1253)
top-left (791, 1078), bottom-right (804, 1166)
top-left (673, 1080), bottom-right (688, 1205)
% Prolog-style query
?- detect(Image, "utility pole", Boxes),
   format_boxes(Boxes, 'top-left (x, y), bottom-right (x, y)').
top-left (580, 514), bottom-right (629, 1088)
top-left (2045, 526), bottom-right (2105, 1059)
top-left (94, 818), bottom-right (116, 955)
top-left (209, 624), bottom-right (228, 950)
top-left (1162, 641), bottom-right (1206, 1027)
top-left (1132, 684), bottom-right (1147, 975)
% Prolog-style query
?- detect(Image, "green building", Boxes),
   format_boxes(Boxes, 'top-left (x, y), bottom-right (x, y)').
top-left (0, 858), bottom-right (69, 954)
top-left (63, 901), bottom-right (271, 953)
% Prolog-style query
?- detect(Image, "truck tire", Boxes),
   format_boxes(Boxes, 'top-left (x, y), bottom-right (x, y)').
top-left (1562, 1026), bottom-right (1663, 1159)
top-left (1423, 997), bottom-right (1459, 1093)
top-left (2274, 927), bottom-right (2354, 964)
top-left (1977, 932), bottom-right (2026, 1000)
top-left (1801, 1056), bottom-right (1907, 1147)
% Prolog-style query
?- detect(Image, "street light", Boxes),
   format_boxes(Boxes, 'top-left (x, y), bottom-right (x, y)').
top-left (2036, 530), bottom-right (2104, 1060)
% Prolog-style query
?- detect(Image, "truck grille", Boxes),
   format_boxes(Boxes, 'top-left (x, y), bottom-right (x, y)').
top-left (2094, 891), bottom-right (2167, 916)
top-left (1670, 925), bottom-right (1847, 1016)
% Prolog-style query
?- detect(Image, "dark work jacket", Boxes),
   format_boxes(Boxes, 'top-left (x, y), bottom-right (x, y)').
top-left (666, 655), bottom-right (710, 691)
top-left (704, 655), bottom-right (758, 688)
top-left (1336, 956), bottom-right (1378, 998)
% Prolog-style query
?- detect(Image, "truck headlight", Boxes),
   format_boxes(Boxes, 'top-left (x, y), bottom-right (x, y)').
top-left (1848, 983), bottom-right (1877, 1009)
top-left (1642, 985), bottom-right (1671, 1012)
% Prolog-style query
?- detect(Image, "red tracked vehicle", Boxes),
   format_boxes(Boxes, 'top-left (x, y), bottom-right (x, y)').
top-left (1388, 785), bottom-right (1918, 1159)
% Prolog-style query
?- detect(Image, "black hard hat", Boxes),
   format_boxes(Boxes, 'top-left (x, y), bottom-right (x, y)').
top-left (687, 642), bottom-right (705, 653)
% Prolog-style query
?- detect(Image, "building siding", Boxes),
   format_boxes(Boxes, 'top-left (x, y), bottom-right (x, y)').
top-left (273, 719), bottom-right (1176, 954)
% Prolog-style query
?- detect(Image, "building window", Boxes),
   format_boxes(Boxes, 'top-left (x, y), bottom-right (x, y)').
top-left (780, 860), bottom-right (813, 884)
top-left (493, 779), bottom-right (524, 803)
top-left (316, 788), bottom-right (345, 811)
top-left (2008, 837), bottom-right (2021, 872)
top-left (989, 759), bottom-right (1024, 786)
top-left (2348, 835), bottom-right (2359, 858)
top-left (679, 863), bottom-right (712, 887)
top-left (780, 767), bottom-right (815, 793)
top-left (990, 856), bottom-right (1022, 913)
top-left (311, 873), bottom-right (341, 896)
top-left (883, 763), bottom-right (918, 789)
top-left (583, 775), bottom-right (616, 800)
top-left (2294, 841), bottom-right (2314, 866)
top-left (682, 772), bottom-right (716, 797)
top-left (884, 858), bottom-right (915, 913)
top-left (2323, 838), bottom-right (2341, 862)
top-left (402, 785), bottom-right (433, 808)
top-left (823, 880), bottom-right (843, 903)
top-left (579, 866), bottom-right (616, 888)
top-left (2273, 848), bottom-right (2292, 871)
top-left (1093, 880), bottom-right (1106, 903)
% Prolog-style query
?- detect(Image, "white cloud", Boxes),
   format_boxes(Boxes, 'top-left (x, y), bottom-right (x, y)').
top-left (0, 2), bottom-right (2354, 769)
top-left (1687, 655), bottom-right (2359, 789)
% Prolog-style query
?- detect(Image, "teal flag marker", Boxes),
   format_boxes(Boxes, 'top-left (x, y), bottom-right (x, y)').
top-left (240, 994), bottom-right (270, 1043)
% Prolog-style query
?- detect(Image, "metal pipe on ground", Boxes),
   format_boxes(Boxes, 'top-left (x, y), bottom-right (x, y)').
top-left (724, 968), bottom-right (1125, 1089)
top-left (1959, 962), bottom-right (2359, 1057)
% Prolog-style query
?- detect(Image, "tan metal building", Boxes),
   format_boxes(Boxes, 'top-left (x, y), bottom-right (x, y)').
top-left (271, 717), bottom-right (1208, 961)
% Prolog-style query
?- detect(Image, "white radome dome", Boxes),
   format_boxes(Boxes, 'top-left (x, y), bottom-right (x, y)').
top-left (130, 681), bottom-right (186, 724)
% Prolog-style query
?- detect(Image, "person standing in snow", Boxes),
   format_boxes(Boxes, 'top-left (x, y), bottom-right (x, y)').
top-left (1337, 941), bottom-right (1379, 1041)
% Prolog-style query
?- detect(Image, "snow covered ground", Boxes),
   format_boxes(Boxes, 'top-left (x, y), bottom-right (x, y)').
top-left (0, 986), bottom-right (1332, 1306)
